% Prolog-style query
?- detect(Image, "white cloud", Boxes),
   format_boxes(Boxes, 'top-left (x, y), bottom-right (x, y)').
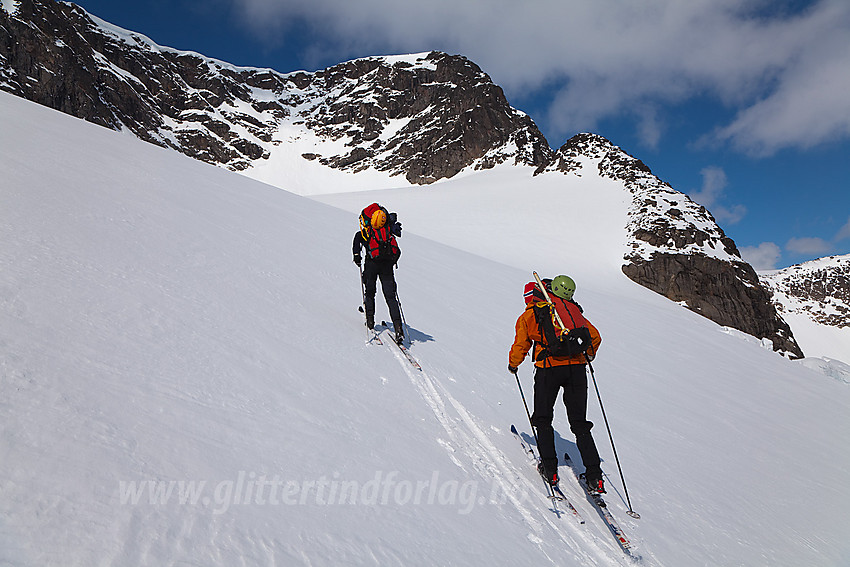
top-left (635, 105), bottom-right (663, 150)
top-left (741, 242), bottom-right (782, 270)
top-left (711, 204), bottom-right (748, 226)
top-left (688, 166), bottom-right (747, 225)
top-left (689, 166), bottom-right (728, 208)
top-left (709, 22), bottom-right (850, 156)
top-left (836, 217), bottom-right (850, 242)
top-left (229, 0), bottom-right (850, 153)
top-left (786, 236), bottom-right (831, 255)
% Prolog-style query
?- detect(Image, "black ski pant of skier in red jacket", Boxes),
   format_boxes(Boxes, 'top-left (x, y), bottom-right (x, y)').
top-left (362, 259), bottom-right (402, 328)
top-left (531, 363), bottom-right (602, 480)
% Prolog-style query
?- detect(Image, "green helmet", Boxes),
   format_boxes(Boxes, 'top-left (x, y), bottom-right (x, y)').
top-left (550, 275), bottom-right (576, 301)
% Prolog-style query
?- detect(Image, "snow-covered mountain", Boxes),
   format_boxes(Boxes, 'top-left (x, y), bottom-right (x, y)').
top-left (0, 0), bottom-right (550, 184)
top-left (759, 256), bottom-right (850, 377)
top-left (0, 0), bottom-right (813, 359)
top-left (547, 133), bottom-right (801, 357)
top-left (4, 88), bottom-right (850, 567)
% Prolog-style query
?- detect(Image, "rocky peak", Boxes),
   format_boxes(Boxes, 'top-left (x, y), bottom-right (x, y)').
top-left (0, 0), bottom-right (552, 183)
top-left (760, 255), bottom-right (850, 329)
top-left (296, 51), bottom-right (554, 183)
top-left (547, 133), bottom-right (804, 358)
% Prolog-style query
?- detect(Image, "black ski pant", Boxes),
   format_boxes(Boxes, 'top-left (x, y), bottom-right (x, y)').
top-left (531, 363), bottom-right (602, 479)
top-left (362, 260), bottom-right (402, 327)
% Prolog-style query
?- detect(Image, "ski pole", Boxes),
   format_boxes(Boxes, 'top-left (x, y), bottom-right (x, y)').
top-left (513, 369), bottom-right (557, 499)
top-left (358, 263), bottom-right (366, 310)
top-left (394, 289), bottom-right (411, 346)
top-left (358, 263), bottom-right (370, 338)
top-left (585, 356), bottom-right (640, 519)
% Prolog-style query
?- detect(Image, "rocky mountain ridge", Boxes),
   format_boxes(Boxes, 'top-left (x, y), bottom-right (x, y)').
top-left (760, 255), bottom-right (850, 329)
top-left (0, 0), bottom-right (805, 357)
top-left (0, 0), bottom-right (551, 184)
top-left (542, 133), bottom-right (803, 357)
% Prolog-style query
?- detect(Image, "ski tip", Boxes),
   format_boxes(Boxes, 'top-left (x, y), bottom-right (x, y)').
top-left (510, 424), bottom-right (519, 434)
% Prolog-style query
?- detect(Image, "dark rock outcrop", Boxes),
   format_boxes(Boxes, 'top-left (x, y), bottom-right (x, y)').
top-left (0, 0), bottom-right (278, 170)
top-left (622, 255), bottom-right (801, 356)
top-left (302, 52), bottom-right (554, 184)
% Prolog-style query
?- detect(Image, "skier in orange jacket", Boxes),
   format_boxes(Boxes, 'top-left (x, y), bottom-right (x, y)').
top-left (509, 275), bottom-right (605, 493)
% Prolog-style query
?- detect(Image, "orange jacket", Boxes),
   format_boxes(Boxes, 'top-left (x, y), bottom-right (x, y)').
top-left (509, 302), bottom-right (601, 368)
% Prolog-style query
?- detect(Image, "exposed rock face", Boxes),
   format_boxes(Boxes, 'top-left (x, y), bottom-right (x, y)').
top-left (622, 254), bottom-right (801, 357)
top-left (0, 0), bottom-right (272, 170)
top-left (546, 134), bottom-right (804, 358)
top-left (295, 52), bottom-right (554, 184)
top-left (760, 255), bottom-right (850, 329)
top-left (0, 0), bottom-right (552, 182)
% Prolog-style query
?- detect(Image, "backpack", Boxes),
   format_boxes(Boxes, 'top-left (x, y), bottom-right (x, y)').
top-left (365, 225), bottom-right (399, 260)
top-left (531, 294), bottom-right (593, 360)
top-left (360, 203), bottom-right (401, 261)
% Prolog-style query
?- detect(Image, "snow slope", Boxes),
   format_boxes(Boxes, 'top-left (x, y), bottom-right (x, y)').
top-left (2, 91), bottom-right (850, 566)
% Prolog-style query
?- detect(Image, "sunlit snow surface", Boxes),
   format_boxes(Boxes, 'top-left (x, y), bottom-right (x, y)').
top-left (2, 92), bottom-right (850, 566)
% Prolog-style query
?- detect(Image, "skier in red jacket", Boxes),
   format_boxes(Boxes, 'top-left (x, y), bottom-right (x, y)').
top-left (353, 204), bottom-right (403, 344)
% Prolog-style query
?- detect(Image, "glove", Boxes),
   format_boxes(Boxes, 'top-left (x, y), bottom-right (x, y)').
top-left (353, 254), bottom-right (361, 266)
top-left (508, 365), bottom-right (518, 375)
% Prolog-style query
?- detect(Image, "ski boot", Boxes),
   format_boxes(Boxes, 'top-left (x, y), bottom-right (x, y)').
top-left (391, 320), bottom-right (404, 345)
top-left (584, 474), bottom-right (605, 494)
top-left (537, 461), bottom-right (559, 486)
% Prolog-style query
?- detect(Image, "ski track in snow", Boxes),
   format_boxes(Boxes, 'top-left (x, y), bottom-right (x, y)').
top-left (379, 332), bottom-right (633, 566)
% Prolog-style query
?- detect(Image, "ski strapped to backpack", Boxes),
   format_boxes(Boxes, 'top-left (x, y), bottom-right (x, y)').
top-left (531, 272), bottom-right (594, 360)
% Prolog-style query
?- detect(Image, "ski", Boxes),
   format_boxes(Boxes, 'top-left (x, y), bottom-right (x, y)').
top-left (366, 328), bottom-right (383, 345)
top-left (359, 305), bottom-right (383, 345)
top-left (511, 425), bottom-right (584, 523)
top-left (564, 452), bottom-right (632, 553)
top-left (381, 321), bottom-right (421, 371)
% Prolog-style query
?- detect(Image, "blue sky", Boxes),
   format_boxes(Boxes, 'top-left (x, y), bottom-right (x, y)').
top-left (70, 0), bottom-right (850, 270)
